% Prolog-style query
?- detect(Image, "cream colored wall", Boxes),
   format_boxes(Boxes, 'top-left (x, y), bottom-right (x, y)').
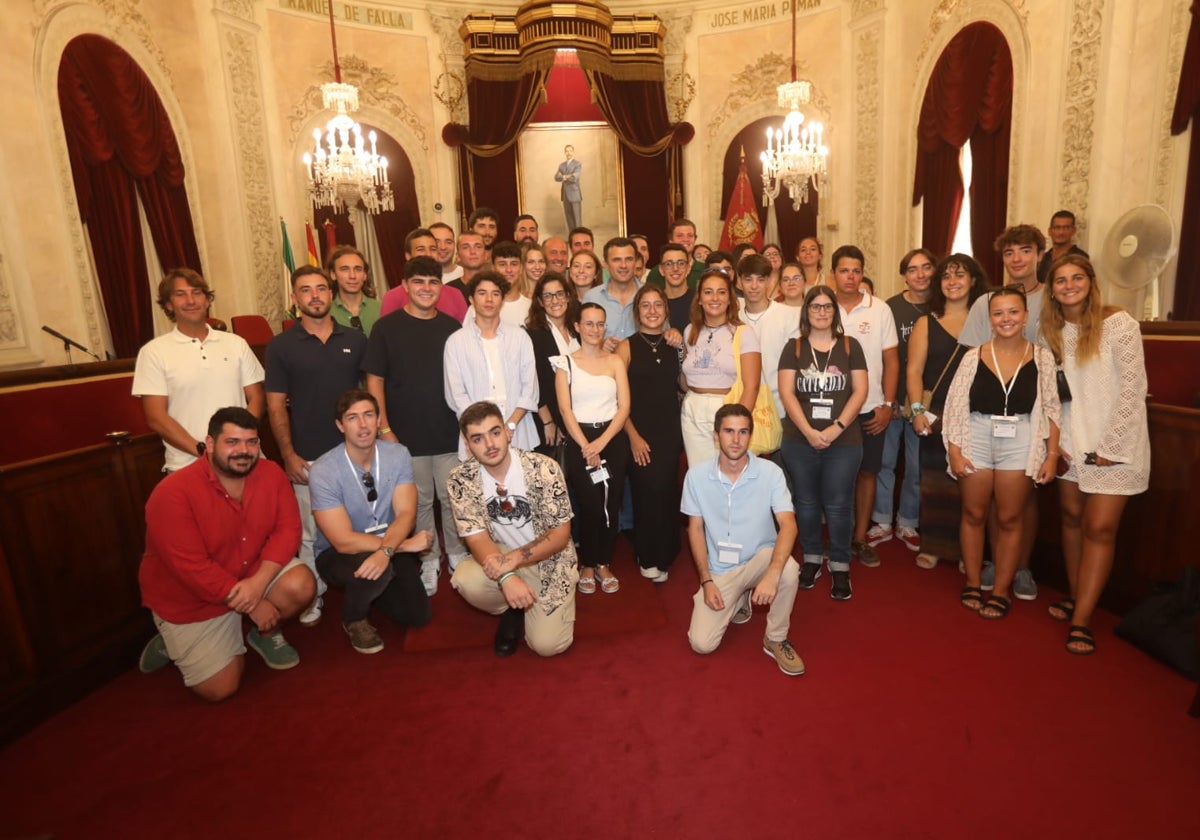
top-left (0, 0), bottom-right (1191, 370)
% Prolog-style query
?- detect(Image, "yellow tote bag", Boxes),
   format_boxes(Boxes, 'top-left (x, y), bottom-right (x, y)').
top-left (724, 326), bottom-right (782, 454)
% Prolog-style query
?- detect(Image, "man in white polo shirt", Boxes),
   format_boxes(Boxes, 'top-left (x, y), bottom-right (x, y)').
top-left (132, 268), bottom-right (264, 472)
top-left (831, 245), bottom-right (899, 569)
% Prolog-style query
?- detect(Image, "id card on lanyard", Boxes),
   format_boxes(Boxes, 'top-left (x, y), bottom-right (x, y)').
top-left (989, 341), bottom-right (1029, 438)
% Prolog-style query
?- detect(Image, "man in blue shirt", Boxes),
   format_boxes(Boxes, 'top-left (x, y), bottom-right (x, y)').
top-left (309, 389), bottom-right (432, 655)
top-left (681, 404), bottom-right (804, 676)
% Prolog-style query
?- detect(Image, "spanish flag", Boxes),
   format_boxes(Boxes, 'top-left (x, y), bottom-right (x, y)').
top-left (305, 222), bottom-right (320, 267)
top-left (719, 147), bottom-right (764, 252)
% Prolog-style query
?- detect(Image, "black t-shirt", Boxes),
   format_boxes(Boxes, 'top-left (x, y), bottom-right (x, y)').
top-left (264, 322), bottom-right (367, 461)
top-left (886, 293), bottom-right (929, 404)
top-left (362, 309), bottom-right (461, 455)
top-left (778, 335), bottom-right (867, 446)
top-left (667, 288), bottom-right (695, 334)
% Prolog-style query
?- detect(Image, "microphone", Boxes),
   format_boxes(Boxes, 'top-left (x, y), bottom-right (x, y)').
top-left (41, 325), bottom-right (102, 361)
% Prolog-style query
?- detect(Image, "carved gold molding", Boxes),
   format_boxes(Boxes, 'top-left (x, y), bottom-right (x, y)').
top-left (706, 53), bottom-right (829, 146)
top-left (1153, 0), bottom-right (1191, 207)
top-left (36, 0), bottom-right (173, 83)
top-left (853, 27), bottom-right (881, 270)
top-left (220, 23), bottom-right (283, 325)
top-left (0, 253), bottom-right (18, 347)
top-left (286, 56), bottom-right (429, 151)
top-left (916, 0), bottom-right (1028, 68)
top-left (1058, 0), bottom-right (1103, 227)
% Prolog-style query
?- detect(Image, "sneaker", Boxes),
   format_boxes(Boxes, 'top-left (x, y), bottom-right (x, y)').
top-left (246, 627), bottom-right (300, 670)
top-left (762, 638), bottom-right (805, 676)
top-left (447, 552), bottom-right (469, 573)
top-left (731, 594), bottom-right (752, 624)
top-left (852, 540), bottom-right (881, 568)
top-left (865, 522), bottom-right (894, 546)
top-left (138, 633), bottom-right (170, 673)
top-left (1013, 568), bottom-right (1038, 601)
top-left (980, 561), bottom-right (996, 591)
top-left (639, 566), bottom-right (669, 583)
top-left (343, 620), bottom-right (384, 655)
top-left (299, 595), bottom-right (323, 627)
top-left (896, 526), bottom-right (920, 551)
top-left (420, 558), bottom-right (439, 596)
top-left (798, 562), bottom-right (822, 590)
top-left (830, 571), bottom-right (853, 601)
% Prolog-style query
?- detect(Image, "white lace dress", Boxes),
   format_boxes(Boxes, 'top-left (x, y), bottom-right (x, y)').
top-left (1055, 311), bottom-right (1150, 495)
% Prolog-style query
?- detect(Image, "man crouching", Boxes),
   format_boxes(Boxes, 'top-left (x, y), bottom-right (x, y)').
top-left (447, 401), bottom-right (578, 657)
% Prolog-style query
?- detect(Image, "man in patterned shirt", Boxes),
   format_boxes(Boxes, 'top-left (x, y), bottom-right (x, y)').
top-left (446, 401), bottom-right (578, 658)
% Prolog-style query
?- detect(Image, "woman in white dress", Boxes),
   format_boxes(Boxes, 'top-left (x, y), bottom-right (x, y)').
top-left (1040, 255), bottom-right (1149, 655)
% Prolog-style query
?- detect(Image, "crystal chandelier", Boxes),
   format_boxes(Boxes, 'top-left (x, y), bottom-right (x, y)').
top-left (301, 3), bottom-right (394, 215)
top-left (760, 4), bottom-right (828, 210)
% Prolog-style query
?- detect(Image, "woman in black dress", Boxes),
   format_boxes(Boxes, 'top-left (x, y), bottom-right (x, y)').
top-left (616, 285), bottom-right (684, 583)
top-left (905, 254), bottom-right (986, 571)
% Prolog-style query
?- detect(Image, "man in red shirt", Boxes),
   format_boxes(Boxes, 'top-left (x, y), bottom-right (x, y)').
top-left (137, 407), bottom-right (315, 701)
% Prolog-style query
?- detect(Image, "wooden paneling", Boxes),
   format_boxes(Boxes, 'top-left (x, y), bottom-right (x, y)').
top-left (1034, 403), bottom-right (1200, 614)
top-left (0, 434), bottom-right (163, 744)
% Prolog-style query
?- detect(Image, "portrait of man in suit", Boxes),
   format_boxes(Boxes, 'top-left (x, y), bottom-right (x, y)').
top-left (555, 144), bottom-right (582, 231)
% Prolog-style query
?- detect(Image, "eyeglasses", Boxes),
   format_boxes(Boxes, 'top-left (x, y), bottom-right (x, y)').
top-left (541, 290), bottom-right (567, 301)
top-left (781, 274), bottom-right (804, 283)
top-left (496, 483), bottom-right (514, 514)
top-left (361, 471), bottom-right (378, 503)
top-left (350, 315), bottom-right (363, 331)
top-left (702, 267), bottom-right (730, 278)
top-left (808, 302), bottom-right (835, 312)
top-left (661, 259), bottom-right (689, 269)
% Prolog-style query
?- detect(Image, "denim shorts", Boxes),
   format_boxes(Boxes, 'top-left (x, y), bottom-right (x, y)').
top-left (968, 411), bottom-right (1032, 471)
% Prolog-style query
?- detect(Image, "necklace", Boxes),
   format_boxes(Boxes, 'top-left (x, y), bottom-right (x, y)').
top-left (743, 307), bottom-right (768, 325)
top-left (639, 331), bottom-right (665, 363)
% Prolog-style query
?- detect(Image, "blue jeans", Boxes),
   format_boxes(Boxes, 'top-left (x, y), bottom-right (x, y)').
top-left (872, 418), bottom-right (920, 529)
top-left (781, 438), bottom-right (862, 572)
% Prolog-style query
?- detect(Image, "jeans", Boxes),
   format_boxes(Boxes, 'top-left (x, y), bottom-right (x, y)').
top-left (873, 418), bottom-right (921, 529)
top-left (781, 438), bottom-right (862, 571)
top-left (316, 549), bottom-right (432, 626)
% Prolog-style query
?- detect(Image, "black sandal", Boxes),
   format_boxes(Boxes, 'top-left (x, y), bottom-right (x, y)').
top-left (1048, 597), bottom-right (1075, 622)
top-left (1066, 624), bottom-right (1096, 655)
top-left (979, 594), bottom-right (1012, 620)
top-left (960, 586), bottom-right (985, 611)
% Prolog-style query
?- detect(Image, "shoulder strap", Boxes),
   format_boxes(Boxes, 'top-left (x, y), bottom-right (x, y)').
top-left (929, 344), bottom-right (963, 397)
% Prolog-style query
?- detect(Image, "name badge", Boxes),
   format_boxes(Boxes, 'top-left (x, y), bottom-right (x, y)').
top-left (588, 461), bottom-right (610, 484)
top-left (365, 522), bottom-right (387, 535)
top-left (990, 415), bottom-right (1018, 439)
top-left (716, 540), bottom-right (743, 568)
top-left (810, 397), bottom-right (833, 420)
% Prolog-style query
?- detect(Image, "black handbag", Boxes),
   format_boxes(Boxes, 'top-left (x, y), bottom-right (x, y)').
top-left (1114, 568), bottom-right (1200, 680)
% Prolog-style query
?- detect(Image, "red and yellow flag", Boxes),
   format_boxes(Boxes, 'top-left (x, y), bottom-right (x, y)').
top-left (719, 149), bottom-right (764, 252)
top-left (305, 222), bottom-right (320, 267)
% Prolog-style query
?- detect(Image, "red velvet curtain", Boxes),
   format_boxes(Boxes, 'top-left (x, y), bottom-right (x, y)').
top-left (719, 117), bottom-right (819, 261)
top-left (913, 23), bottom-right (1012, 284)
top-left (58, 34), bottom-right (201, 358)
top-left (450, 72), bottom-right (549, 228)
top-left (1170, 3), bottom-right (1200, 320)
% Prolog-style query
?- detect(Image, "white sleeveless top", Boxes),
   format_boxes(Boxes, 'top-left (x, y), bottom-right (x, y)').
top-left (551, 355), bottom-right (618, 423)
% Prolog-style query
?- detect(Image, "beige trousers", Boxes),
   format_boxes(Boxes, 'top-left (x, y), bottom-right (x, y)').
top-left (451, 559), bottom-right (577, 657)
top-left (688, 547), bottom-right (799, 654)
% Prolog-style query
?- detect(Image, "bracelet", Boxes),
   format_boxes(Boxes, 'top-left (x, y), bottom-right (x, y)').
top-left (497, 571), bottom-right (517, 587)
top-left (700, 579), bottom-right (714, 587)
top-left (834, 419), bottom-right (846, 430)
top-left (379, 426), bottom-right (392, 436)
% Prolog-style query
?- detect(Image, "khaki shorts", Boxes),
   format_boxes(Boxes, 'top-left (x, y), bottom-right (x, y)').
top-left (153, 556), bottom-right (306, 687)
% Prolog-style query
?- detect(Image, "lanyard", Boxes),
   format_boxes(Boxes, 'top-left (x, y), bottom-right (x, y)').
top-left (344, 445), bottom-right (380, 523)
top-left (990, 341), bottom-right (1029, 416)
top-left (809, 338), bottom-right (833, 398)
top-left (721, 460), bottom-right (748, 539)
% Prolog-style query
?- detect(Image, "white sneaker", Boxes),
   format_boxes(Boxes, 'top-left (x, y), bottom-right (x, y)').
top-left (420, 558), bottom-right (439, 596)
top-left (866, 522), bottom-right (894, 546)
top-left (896, 526), bottom-right (920, 551)
top-left (299, 595), bottom-right (323, 627)
top-left (639, 566), bottom-right (669, 583)
top-left (447, 553), bottom-right (468, 573)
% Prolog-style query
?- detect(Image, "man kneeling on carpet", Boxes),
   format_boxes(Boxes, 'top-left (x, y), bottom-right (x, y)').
top-left (447, 400), bottom-right (578, 657)
top-left (138, 407), bottom-right (315, 701)
top-left (683, 404), bottom-right (805, 676)
top-left (309, 389), bottom-right (433, 654)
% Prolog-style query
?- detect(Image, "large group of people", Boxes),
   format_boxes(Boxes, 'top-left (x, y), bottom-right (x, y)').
top-left (132, 208), bottom-right (1150, 700)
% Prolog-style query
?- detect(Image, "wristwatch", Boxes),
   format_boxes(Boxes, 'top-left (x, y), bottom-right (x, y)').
top-left (506, 421), bottom-right (517, 432)
top-left (379, 545), bottom-right (396, 557)
top-left (196, 441), bottom-right (207, 456)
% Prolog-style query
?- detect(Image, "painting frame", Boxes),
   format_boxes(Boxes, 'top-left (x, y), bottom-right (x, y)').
top-left (516, 121), bottom-right (625, 243)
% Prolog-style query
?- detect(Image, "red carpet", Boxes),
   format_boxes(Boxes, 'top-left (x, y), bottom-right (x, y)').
top-left (2, 537), bottom-right (1198, 839)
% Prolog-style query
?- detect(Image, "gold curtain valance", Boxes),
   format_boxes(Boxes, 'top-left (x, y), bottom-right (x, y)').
top-left (460, 1), bottom-right (665, 84)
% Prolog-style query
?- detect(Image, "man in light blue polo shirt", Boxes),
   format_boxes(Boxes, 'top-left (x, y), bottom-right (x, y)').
top-left (309, 389), bottom-right (433, 655)
top-left (681, 404), bottom-right (804, 676)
